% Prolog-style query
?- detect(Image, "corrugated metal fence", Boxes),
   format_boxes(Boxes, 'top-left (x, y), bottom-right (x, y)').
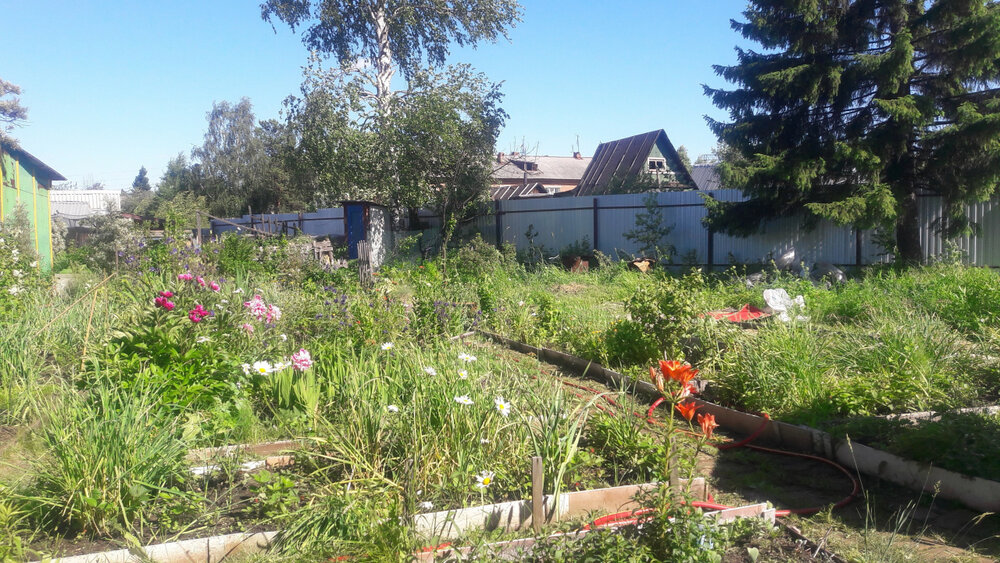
top-left (476, 190), bottom-right (1000, 267)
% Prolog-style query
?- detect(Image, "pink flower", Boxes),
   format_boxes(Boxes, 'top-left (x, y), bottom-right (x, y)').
top-left (291, 348), bottom-right (312, 371)
top-left (177, 273), bottom-right (194, 282)
top-left (159, 291), bottom-right (174, 298)
top-left (210, 281), bottom-right (220, 292)
top-left (244, 295), bottom-right (267, 321)
top-left (188, 304), bottom-right (209, 323)
top-left (196, 276), bottom-right (206, 287)
top-left (164, 300), bottom-right (176, 311)
top-left (241, 323), bottom-right (254, 333)
top-left (154, 296), bottom-right (176, 311)
top-left (266, 304), bottom-right (282, 323)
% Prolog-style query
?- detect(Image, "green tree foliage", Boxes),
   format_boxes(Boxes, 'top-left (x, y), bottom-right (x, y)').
top-left (623, 193), bottom-right (675, 260)
top-left (261, 0), bottom-right (521, 113)
top-left (675, 145), bottom-right (692, 175)
top-left (705, 1), bottom-right (1000, 262)
top-left (131, 166), bottom-right (151, 192)
top-left (0, 78), bottom-right (27, 147)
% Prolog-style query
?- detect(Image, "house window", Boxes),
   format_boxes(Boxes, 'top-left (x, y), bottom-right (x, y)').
top-left (648, 158), bottom-right (666, 171)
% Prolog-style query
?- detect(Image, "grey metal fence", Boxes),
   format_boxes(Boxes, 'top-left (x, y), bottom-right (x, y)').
top-left (477, 190), bottom-right (1000, 267)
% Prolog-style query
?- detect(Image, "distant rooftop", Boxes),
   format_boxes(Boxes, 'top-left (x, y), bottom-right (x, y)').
top-left (493, 154), bottom-right (591, 183)
top-left (690, 164), bottom-right (721, 190)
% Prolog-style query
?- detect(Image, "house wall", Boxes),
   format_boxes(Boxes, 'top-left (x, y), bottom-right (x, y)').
top-left (0, 150), bottom-right (54, 270)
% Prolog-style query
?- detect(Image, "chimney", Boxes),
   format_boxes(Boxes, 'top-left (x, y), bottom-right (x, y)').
top-left (573, 151), bottom-right (582, 159)
top-left (497, 152), bottom-right (505, 163)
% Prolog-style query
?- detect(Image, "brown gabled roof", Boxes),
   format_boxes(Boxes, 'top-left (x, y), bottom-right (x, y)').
top-left (567, 130), bottom-right (695, 196)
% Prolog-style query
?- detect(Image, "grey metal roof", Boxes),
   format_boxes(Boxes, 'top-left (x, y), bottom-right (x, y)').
top-left (490, 183), bottom-right (554, 200)
top-left (690, 164), bottom-right (721, 190)
top-left (566, 130), bottom-right (695, 196)
top-left (493, 155), bottom-right (591, 183)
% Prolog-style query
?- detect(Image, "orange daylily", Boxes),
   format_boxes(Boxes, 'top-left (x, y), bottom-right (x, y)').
top-left (659, 360), bottom-right (698, 384)
top-left (675, 401), bottom-right (698, 421)
top-left (697, 412), bottom-right (719, 439)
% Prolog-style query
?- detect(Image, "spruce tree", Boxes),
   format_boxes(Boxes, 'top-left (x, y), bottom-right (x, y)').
top-left (705, 1), bottom-right (1000, 262)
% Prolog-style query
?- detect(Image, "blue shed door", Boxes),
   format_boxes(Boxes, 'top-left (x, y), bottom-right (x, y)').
top-left (346, 203), bottom-right (366, 259)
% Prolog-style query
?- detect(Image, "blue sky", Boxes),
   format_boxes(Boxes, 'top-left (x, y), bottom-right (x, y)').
top-left (4, 1), bottom-right (752, 189)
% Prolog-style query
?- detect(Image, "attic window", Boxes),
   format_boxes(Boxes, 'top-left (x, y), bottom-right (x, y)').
top-left (512, 159), bottom-right (538, 172)
top-left (648, 158), bottom-right (666, 171)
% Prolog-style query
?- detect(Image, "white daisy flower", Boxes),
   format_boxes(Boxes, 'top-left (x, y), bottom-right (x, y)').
top-left (241, 363), bottom-right (252, 375)
top-left (273, 361), bottom-right (292, 371)
top-left (252, 360), bottom-right (274, 375)
top-left (454, 395), bottom-right (474, 405)
top-left (458, 369), bottom-right (468, 380)
top-left (458, 353), bottom-right (477, 363)
top-left (196, 336), bottom-right (211, 343)
top-left (381, 342), bottom-right (394, 350)
top-left (424, 366), bottom-right (437, 376)
top-left (475, 470), bottom-right (495, 490)
top-left (494, 397), bottom-right (511, 417)
top-left (279, 333), bottom-right (287, 341)
top-left (386, 404), bottom-right (399, 413)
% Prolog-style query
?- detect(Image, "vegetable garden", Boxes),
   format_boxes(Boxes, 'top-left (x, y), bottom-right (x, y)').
top-left (1, 231), bottom-right (1000, 561)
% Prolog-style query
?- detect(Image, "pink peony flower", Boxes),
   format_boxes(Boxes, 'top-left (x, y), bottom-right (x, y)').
top-left (177, 273), bottom-right (194, 281)
top-left (188, 304), bottom-right (209, 323)
top-left (164, 300), bottom-right (176, 311)
top-left (241, 323), bottom-right (254, 334)
top-left (291, 348), bottom-right (312, 371)
top-left (154, 296), bottom-right (177, 311)
top-left (159, 291), bottom-right (174, 298)
top-left (210, 281), bottom-right (220, 292)
top-left (196, 276), bottom-right (206, 287)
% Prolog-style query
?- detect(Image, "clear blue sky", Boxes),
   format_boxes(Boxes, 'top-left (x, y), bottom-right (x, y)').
top-left (4, 1), bottom-right (752, 190)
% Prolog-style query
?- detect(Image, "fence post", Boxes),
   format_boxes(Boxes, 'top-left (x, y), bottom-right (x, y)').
top-left (592, 198), bottom-right (599, 253)
top-left (493, 199), bottom-right (502, 249)
top-left (856, 228), bottom-right (863, 266)
top-left (531, 456), bottom-right (544, 532)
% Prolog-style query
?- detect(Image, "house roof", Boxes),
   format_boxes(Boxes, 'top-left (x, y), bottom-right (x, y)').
top-left (566, 130), bottom-right (695, 196)
top-left (2, 144), bottom-right (67, 182)
top-left (690, 164), bottom-right (721, 190)
top-left (493, 155), bottom-right (591, 183)
top-left (491, 183), bottom-right (554, 200)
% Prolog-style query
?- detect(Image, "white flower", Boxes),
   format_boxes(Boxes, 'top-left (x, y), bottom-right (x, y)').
top-left (381, 342), bottom-right (394, 350)
top-left (386, 404), bottom-right (399, 413)
top-left (252, 360), bottom-right (274, 375)
top-left (241, 363), bottom-right (252, 375)
top-left (418, 501), bottom-right (434, 511)
top-left (7, 285), bottom-right (20, 295)
top-left (10, 249), bottom-right (18, 259)
top-left (494, 397), bottom-right (511, 417)
top-left (480, 438), bottom-right (490, 444)
top-left (475, 470), bottom-right (495, 490)
top-left (279, 333), bottom-right (287, 341)
top-left (424, 366), bottom-right (437, 376)
top-left (458, 369), bottom-right (468, 380)
top-left (233, 288), bottom-right (244, 294)
top-left (454, 395), bottom-right (473, 405)
top-left (12, 270), bottom-right (22, 278)
top-left (518, 300), bottom-right (525, 307)
top-left (196, 336), bottom-right (211, 343)
top-left (458, 352), bottom-right (477, 363)
top-left (220, 299), bottom-right (229, 304)
top-left (273, 361), bottom-right (292, 371)
top-left (29, 261), bottom-right (37, 268)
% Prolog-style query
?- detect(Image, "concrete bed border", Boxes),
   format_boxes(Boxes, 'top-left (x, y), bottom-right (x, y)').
top-left (478, 331), bottom-right (1000, 513)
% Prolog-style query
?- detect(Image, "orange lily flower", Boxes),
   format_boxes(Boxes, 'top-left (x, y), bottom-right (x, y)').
top-left (698, 412), bottom-right (719, 439)
top-left (675, 401), bottom-right (698, 421)
top-left (659, 360), bottom-right (699, 384)
top-left (649, 366), bottom-right (665, 394)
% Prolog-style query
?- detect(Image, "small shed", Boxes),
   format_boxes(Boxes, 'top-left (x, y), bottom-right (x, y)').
top-left (0, 144), bottom-right (66, 270)
top-left (342, 200), bottom-right (393, 268)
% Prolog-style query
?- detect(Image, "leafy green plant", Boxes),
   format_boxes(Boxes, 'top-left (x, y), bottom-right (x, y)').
top-left (248, 469), bottom-right (300, 521)
top-left (27, 384), bottom-right (190, 537)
